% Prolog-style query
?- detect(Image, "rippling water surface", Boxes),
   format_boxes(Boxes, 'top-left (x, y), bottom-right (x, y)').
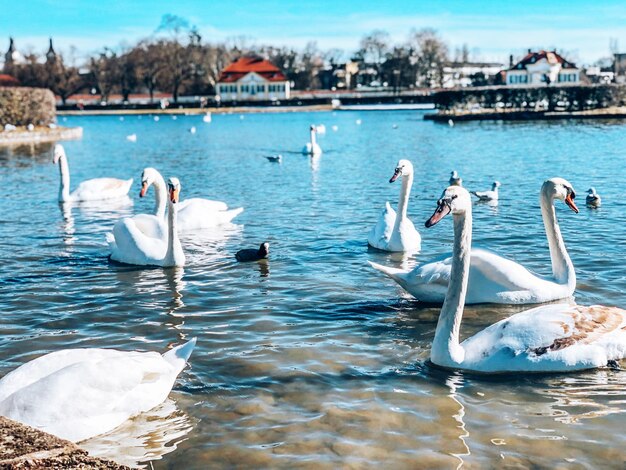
top-left (1, 111), bottom-right (626, 468)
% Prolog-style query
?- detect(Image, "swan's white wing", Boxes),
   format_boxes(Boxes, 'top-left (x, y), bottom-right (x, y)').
top-left (178, 197), bottom-right (228, 212)
top-left (389, 248), bottom-right (569, 304)
top-left (178, 201), bottom-right (243, 230)
top-left (0, 351), bottom-right (178, 442)
top-left (462, 304), bottom-right (626, 372)
top-left (110, 218), bottom-right (166, 265)
top-left (368, 202), bottom-right (396, 249)
top-left (72, 178), bottom-right (133, 201)
top-left (132, 213), bottom-right (166, 239)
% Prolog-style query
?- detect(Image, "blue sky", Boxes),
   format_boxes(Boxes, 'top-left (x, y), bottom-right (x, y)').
top-left (2, 0), bottom-right (626, 65)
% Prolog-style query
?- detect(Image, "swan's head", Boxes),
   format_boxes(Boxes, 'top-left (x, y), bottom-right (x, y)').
top-left (140, 167), bottom-right (160, 197)
top-left (389, 159), bottom-right (413, 183)
top-left (425, 186), bottom-right (472, 227)
top-left (309, 125), bottom-right (316, 132)
top-left (52, 144), bottom-right (66, 164)
top-left (167, 177), bottom-right (181, 204)
top-left (542, 178), bottom-right (578, 213)
top-left (492, 181), bottom-right (501, 189)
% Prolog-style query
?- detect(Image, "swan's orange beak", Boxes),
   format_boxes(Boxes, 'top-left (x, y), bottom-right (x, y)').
top-left (169, 188), bottom-right (179, 204)
top-left (389, 168), bottom-right (401, 183)
top-left (426, 201), bottom-right (451, 227)
top-left (565, 193), bottom-right (579, 213)
top-left (139, 181), bottom-right (148, 197)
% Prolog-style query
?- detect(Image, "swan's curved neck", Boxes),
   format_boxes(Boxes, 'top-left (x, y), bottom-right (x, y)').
top-left (540, 190), bottom-right (574, 287)
top-left (431, 210), bottom-right (472, 367)
top-left (394, 172), bottom-right (413, 227)
top-left (164, 199), bottom-right (183, 265)
top-left (151, 173), bottom-right (167, 219)
top-left (310, 129), bottom-right (317, 148)
top-left (57, 155), bottom-right (70, 202)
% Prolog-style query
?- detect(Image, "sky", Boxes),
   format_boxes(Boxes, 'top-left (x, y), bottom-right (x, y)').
top-left (2, 0), bottom-right (626, 65)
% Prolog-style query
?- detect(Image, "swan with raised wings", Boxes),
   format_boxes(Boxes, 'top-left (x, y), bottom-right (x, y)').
top-left (0, 338), bottom-right (196, 442)
top-left (53, 144), bottom-right (133, 202)
top-left (108, 177), bottom-right (185, 267)
top-left (368, 159), bottom-right (421, 252)
top-left (424, 186), bottom-right (626, 373)
top-left (140, 167), bottom-right (243, 232)
top-left (370, 178), bottom-right (578, 304)
top-left (302, 125), bottom-right (322, 155)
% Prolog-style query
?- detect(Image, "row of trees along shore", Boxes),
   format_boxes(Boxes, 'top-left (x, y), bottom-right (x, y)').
top-left (4, 15), bottom-right (453, 104)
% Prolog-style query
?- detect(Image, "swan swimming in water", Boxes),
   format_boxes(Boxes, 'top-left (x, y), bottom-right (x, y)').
top-left (139, 168), bottom-right (243, 232)
top-left (424, 185), bottom-right (626, 373)
top-left (302, 125), bottom-right (322, 155)
top-left (53, 144), bottom-right (133, 203)
top-left (108, 177), bottom-right (186, 267)
top-left (0, 338), bottom-right (196, 442)
top-left (370, 178), bottom-right (579, 305)
top-left (368, 159), bottom-right (421, 253)
top-left (471, 181), bottom-right (501, 202)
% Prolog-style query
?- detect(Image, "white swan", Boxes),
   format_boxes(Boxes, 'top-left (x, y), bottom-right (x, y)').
top-left (471, 181), bottom-right (500, 202)
top-left (586, 187), bottom-right (601, 208)
top-left (108, 177), bottom-right (186, 267)
top-left (425, 186), bottom-right (626, 373)
top-left (53, 144), bottom-right (133, 203)
top-left (449, 171), bottom-right (462, 186)
top-left (368, 159), bottom-right (421, 252)
top-left (0, 338), bottom-right (196, 442)
top-left (140, 168), bottom-right (243, 231)
top-left (370, 178), bottom-right (579, 304)
top-left (302, 125), bottom-right (322, 155)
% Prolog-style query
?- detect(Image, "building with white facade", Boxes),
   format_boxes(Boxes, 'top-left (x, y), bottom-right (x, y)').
top-left (442, 61), bottom-right (506, 88)
top-left (216, 56), bottom-right (290, 102)
top-left (506, 50), bottom-right (580, 86)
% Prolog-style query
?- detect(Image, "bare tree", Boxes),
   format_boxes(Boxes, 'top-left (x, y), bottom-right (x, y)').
top-left (357, 30), bottom-right (391, 76)
top-left (408, 28), bottom-right (449, 88)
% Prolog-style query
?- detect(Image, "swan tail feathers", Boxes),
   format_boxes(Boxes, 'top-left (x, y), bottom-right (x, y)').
top-left (163, 338), bottom-right (197, 370)
top-left (222, 207), bottom-right (244, 223)
top-left (368, 261), bottom-right (406, 283)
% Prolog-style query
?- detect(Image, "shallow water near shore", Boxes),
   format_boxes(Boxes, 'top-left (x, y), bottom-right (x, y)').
top-left (1, 111), bottom-right (626, 468)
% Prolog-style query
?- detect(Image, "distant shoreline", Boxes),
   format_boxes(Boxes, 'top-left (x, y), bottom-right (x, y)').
top-left (57, 105), bottom-right (334, 116)
top-left (424, 106), bottom-right (626, 122)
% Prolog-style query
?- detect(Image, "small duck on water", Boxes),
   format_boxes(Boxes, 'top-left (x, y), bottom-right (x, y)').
top-left (586, 187), bottom-right (601, 208)
top-left (236, 242), bottom-right (270, 262)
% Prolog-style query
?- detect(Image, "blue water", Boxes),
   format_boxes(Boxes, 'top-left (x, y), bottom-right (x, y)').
top-left (1, 111), bottom-right (626, 468)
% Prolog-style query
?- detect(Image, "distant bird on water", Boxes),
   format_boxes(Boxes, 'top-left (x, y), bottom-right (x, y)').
top-left (471, 181), bottom-right (501, 202)
top-left (189, 126), bottom-right (197, 134)
top-left (586, 187), bottom-right (601, 208)
top-left (449, 170), bottom-right (462, 187)
top-left (266, 155), bottom-right (282, 163)
top-left (126, 134), bottom-right (137, 142)
top-left (236, 242), bottom-right (270, 262)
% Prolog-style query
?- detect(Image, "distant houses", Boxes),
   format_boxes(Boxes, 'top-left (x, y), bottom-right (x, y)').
top-left (216, 56), bottom-right (290, 102)
top-left (506, 50), bottom-right (580, 86)
top-left (442, 61), bottom-right (505, 88)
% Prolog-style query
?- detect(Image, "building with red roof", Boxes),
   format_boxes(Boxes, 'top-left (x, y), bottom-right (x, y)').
top-left (0, 74), bottom-right (19, 86)
top-left (216, 56), bottom-right (290, 101)
top-left (506, 50), bottom-right (580, 86)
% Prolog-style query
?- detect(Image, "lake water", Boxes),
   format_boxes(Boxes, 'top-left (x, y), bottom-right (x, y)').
top-left (1, 110), bottom-right (626, 468)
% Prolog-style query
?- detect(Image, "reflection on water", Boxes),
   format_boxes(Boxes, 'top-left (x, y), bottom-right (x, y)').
top-left (1, 112), bottom-right (626, 468)
top-left (81, 398), bottom-right (194, 468)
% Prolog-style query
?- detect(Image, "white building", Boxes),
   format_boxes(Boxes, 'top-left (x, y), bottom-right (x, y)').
top-left (216, 56), bottom-right (290, 102)
top-left (442, 61), bottom-right (505, 88)
top-left (506, 50), bottom-right (580, 86)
